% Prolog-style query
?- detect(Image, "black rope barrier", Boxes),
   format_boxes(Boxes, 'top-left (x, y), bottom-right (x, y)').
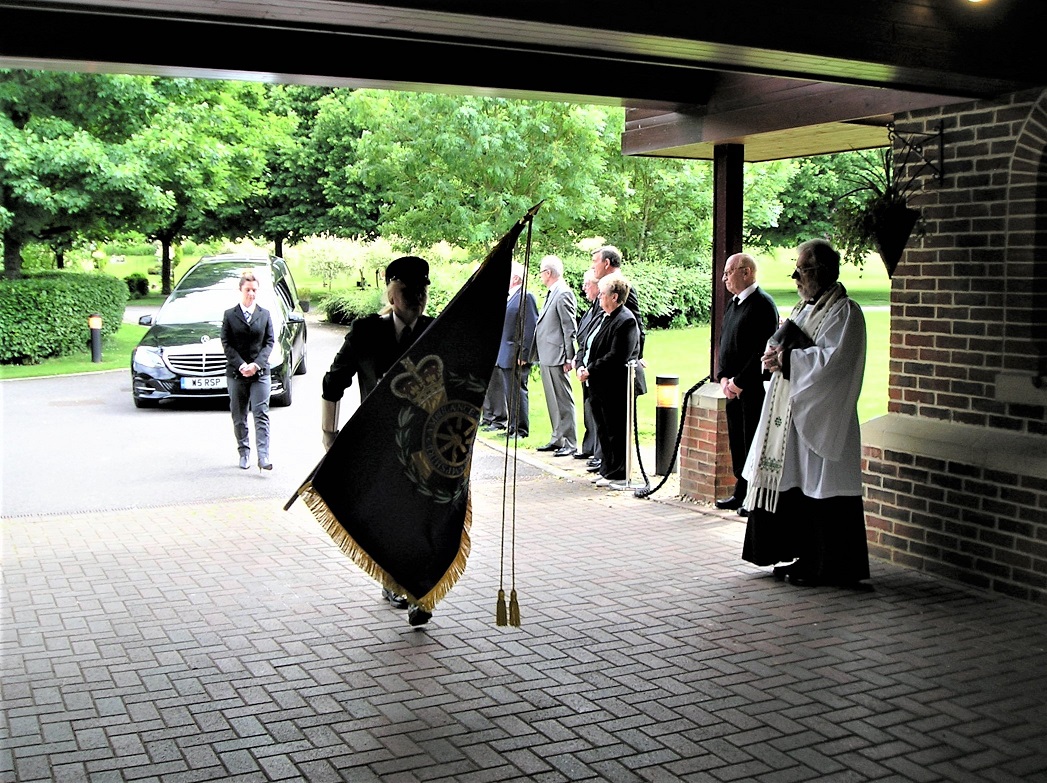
top-left (632, 374), bottom-right (712, 499)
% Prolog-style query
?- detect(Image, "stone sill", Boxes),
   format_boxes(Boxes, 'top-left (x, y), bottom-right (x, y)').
top-left (862, 413), bottom-right (1047, 478)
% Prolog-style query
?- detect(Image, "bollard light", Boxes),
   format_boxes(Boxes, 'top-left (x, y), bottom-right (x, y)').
top-left (655, 375), bottom-right (680, 475)
top-left (88, 313), bottom-right (103, 363)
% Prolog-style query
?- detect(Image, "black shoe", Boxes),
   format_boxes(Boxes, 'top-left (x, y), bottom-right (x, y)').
top-left (586, 462), bottom-right (602, 473)
top-left (482, 423), bottom-right (506, 432)
top-left (554, 446), bottom-right (575, 457)
top-left (536, 443), bottom-right (559, 452)
top-left (258, 457), bottom-right (273, 471)
top-left (382, 588), bottom-right (409, 609)
top-left (586, 457), bottom-right (601, 468)
top-left (736, 507), bottom-right (749, 518)
top-left (407, 605), bottom-right (432, 626)
top-left (238, 454), bottom-right (249, 470)
top-left (715, 495), bottom-right (742, 510)
top-left (573, 452), bottom-right (593, 460)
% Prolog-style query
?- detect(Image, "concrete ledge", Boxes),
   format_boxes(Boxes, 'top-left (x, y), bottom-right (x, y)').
top-left (862, 413), bottom-right (1047, 478)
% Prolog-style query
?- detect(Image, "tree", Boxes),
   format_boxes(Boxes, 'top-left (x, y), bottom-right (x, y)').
top-left (322, 91), bottom-right (613, 254)
top-left (0, 69), bottom-right (171, 279)
top-left (221, 85), bottom-right (375, 258)
top-left (749, 150), bottom-right (879, 255)
top-left (130, 79), bottom-right (276, 293)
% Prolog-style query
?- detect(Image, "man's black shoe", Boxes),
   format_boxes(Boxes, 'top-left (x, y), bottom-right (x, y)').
top-left (554, 446), bottom-right (575, 457)
top-left (586, 462), bottom-right (602, 473)
top-left (482, 423), bottom-right (506, 432)
top-left (382, 588), bottom-right (409, 609)
top-left (536, 443), bottom-right (559, 452)
top-left (573, 452), bottom-right (593, 460)
top-left (736, 507), bottom-right (749, 518)
top-left (407, 605), bottom-right (432, 626)
top-left (715, 495), bottom-right (743, 510)
top-left (586, 457), bottom-right (601, 467)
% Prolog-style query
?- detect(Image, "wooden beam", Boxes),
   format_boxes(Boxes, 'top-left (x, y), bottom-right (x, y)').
top-left (711, 144), bottom-right (744, 377)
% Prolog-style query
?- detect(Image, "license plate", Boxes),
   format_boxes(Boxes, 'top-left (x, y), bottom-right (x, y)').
top-left (181, 376), bottom-right (227, 390)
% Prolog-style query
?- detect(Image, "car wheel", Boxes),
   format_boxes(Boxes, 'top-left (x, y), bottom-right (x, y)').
top-left (294, 346), bottom-right (307, 376)
top-left (273, 371), bottom-right (293, 407)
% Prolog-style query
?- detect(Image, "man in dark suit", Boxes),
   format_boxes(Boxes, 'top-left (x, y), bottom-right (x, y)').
top-left (573, 269), bottom-right (603, 470)
top-left (534, 255), bottom-right (577, 456)
top-left (221, 272), bottom-right (275, 471)
top-left (321, 255), bottom-right (435, 625)
top-left (590, 244), bottom-right (645, 360)
top-left (481, 261), bottom-right (538, 437)
top-left (715, 252), bottom-right (779, 515)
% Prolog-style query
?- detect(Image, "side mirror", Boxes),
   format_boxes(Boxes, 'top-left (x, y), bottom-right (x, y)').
top-left (138, 314), bottom-right (154, 326)
top-left (299, 300), bottom-right (310, 313)
top-left (288, 312), bottom-right (305, 323)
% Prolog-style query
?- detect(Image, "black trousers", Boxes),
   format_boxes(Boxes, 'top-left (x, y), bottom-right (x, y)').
top-left (725, 388), bottom-right (764, 498)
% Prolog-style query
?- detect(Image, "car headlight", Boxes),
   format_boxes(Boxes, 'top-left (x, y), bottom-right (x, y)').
top-left (133, 345), bottom-right (165, 369)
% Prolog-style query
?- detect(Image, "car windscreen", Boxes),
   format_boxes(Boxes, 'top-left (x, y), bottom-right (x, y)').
top-left (154, 289), bottom-right (282, 326)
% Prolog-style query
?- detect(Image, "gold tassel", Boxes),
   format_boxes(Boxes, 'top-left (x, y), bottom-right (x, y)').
top-left (496, 589), bottom-right (508, 625)
top-left (508, 589), bottom-right (520, 627)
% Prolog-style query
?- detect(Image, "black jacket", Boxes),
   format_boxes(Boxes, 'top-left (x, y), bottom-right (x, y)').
top-left (221, 305), bottom-right (275, 379)
top-left (322, 313), bottom-right (435, 402)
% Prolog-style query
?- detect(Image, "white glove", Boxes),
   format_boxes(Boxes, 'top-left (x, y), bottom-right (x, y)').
top-left (321, 399), bottom-right (340, 451)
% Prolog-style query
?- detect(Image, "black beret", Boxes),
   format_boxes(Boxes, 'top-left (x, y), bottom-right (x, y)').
top-left (385, 256), bottom-right (430, 286)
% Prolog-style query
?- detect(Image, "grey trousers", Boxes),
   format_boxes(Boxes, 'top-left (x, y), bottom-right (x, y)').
top-left (540, 364), bottom-right (576, 449)
top-left (229, 374), bottom-right (271, 458)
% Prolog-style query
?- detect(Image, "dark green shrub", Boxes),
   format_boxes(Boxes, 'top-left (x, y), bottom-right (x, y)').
top-left (124, 272), bottom-right (150, 299)
top-left (0, 272), bottom-right (128, 364)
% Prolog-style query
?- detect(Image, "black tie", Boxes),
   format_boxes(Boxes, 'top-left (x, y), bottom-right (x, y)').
top-left (732, 297), bottom-right (740, 306)
top-left (400, 325), bottom-right (413, 347)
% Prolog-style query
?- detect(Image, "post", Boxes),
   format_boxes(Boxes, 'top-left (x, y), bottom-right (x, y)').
top-left (88, 314), bottom-right (103, 363)
top-left (613, 360), bottom-right (643, 491)
top-left (655, 375), bottom-right (680, 475)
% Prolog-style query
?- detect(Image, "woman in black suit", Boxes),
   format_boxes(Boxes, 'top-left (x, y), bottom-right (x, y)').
top-left (576, 273), bottom-right (639, 487)
top-left (221, 272), bottom-right (275, 471)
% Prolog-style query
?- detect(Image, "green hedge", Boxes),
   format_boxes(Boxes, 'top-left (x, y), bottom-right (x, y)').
top-left (319, 258), bottom-right (713, 331)
top-left (0, 271), bottom-right (128, 364)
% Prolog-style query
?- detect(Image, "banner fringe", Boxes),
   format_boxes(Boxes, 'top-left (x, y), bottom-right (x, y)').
top-left (301, 482), bottom-right (473, 613)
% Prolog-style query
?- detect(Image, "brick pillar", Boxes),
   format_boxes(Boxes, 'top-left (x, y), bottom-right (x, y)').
top-left (679, 382), bottom-right (735, 505)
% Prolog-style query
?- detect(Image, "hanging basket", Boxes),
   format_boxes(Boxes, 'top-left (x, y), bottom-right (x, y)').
top-left (871, 202), bottom-right (920, 278)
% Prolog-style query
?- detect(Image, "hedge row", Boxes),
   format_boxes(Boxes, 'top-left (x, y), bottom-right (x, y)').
top-left (0, 272), bottom-right (128, 364)
top-left (316, 258), bottom-right (713, 331)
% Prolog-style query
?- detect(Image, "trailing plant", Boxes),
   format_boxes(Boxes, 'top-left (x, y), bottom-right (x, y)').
top-left (830, 147), bottom-right (922, 275)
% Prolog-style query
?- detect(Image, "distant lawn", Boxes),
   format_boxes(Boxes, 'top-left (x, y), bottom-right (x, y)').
top-left (0, 323), bottom-right (148, 379)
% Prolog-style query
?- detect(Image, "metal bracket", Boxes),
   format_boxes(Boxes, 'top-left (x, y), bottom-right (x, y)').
top-left (888, 121), bottom-right (945, 185)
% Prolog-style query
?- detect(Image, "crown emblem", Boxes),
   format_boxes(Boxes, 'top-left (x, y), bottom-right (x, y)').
top-left (391, 355), bottom-right (448, 414)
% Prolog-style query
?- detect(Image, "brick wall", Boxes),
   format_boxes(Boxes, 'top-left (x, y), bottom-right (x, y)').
top-left (678, 384), bottom-right (734, 504)
top-left (889, 89), bottom-right (1047, 435)
top-left (865, 89), bottom-right (1047, 605)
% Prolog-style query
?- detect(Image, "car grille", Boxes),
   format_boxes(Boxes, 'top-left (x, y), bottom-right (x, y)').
top-left (166, 351), bottom-right (225, 375)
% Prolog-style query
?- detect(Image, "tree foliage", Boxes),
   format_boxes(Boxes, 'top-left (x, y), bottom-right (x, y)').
top-left (0, 70), bottom-right (172, 278)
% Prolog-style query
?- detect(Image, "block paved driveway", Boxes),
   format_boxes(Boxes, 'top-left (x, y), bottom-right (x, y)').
top-left (4, 447), bottom-right (1047, 782)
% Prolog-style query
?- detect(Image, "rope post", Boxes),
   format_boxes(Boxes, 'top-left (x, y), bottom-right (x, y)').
top-left (613, 360), bottom-right (645, 492)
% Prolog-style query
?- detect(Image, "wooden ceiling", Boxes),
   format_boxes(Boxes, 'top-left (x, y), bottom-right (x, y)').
top-left (1, 0), bottom-right (1042, 161)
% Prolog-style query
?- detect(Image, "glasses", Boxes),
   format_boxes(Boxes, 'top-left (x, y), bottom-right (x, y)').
top-left (791, 265), bottom-right (817, 280)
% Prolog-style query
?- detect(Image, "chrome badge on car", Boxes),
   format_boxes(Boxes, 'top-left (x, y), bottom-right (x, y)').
top-left (200, 335), bottom-right (210, 343)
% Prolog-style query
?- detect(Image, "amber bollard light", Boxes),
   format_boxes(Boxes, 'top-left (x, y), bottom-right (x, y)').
top-left (88, 314), bottom-right (103, 363)
top-left (655, 375), bottom-right (680, 475)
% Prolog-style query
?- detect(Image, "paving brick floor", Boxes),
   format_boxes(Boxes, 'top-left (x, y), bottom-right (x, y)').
top-left (4, 450), bottom-right (1047, 782)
